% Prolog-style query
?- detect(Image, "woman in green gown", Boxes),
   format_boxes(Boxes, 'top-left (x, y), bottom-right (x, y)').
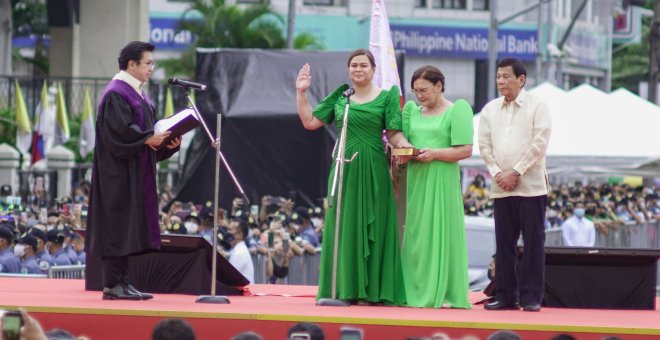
top-left (295, 49), bottom-right (410, 305)
top-left (401, 65), bottom-right (474, 308)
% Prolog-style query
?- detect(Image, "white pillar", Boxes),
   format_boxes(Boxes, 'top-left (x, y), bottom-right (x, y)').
top-left (46, 145), bottom-right (75, 199)
top-left (0, 144), bottom-right (20, 195)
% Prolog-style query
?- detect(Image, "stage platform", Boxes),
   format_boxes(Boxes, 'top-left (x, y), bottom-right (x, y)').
top-left (1, 277), bottom-right (659, 339)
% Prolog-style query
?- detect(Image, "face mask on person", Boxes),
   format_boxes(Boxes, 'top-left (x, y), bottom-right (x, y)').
top-left (14, 244), bottom-right (26, 258)
top-left (184, 222), bottom-right (199, 234)
top-left (574, 208), bottom-right (585, 218)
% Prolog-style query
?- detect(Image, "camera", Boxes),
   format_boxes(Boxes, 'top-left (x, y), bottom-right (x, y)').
top-left (1, 310), bottom-right (23, 340)
top-left (340, 326), bottom-right (363, 340)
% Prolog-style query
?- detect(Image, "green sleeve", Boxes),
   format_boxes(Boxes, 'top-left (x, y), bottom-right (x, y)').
top-left (450, 99), bottom-right (475, 146)
top-left (312, 84), bottom-right (349, 125)
top-left (384, 86), bottom-right (402, 130)
top-left (401, 100), bottom-right (417, 139)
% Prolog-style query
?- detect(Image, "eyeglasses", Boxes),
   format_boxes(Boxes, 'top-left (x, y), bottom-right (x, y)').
top-left (410, 86), bottom-right (433, 95)
top-left (138, 60), bottom-right (155, 69)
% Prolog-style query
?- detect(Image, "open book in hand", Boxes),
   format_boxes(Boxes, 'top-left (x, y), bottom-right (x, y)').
top-left (153, 108), bottom-right (201, 150)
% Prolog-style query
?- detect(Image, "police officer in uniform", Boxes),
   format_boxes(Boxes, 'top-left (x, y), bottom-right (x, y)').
top-left (16, 234), bottom-right (41, 274)
top-left (47, 228), bottom-right (74, 266)
top-left (0, 226), bottom-right (20, 273)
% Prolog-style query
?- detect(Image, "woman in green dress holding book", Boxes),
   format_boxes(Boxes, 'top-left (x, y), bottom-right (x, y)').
top-left (401, 65), bottom-right (474, 308)
top-left (295, 49), bottom-right (410, 305)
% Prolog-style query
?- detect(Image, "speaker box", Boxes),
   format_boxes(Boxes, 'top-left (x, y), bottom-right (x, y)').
top-left (542, 247), bottom-right (660, 310)
top-left (85, 234), bottom-right (248, 296)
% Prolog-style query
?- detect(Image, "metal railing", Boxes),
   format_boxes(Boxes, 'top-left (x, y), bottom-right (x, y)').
top-left (48, 264), bottom-right (85, 279)
top-left (251, 250), bottom-right (321, 285)
top-left (1, 75), bottom-right (192, 121)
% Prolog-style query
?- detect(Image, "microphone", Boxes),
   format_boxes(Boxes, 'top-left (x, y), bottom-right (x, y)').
top-left (342, 87), bottom-right (355, 97)
top-left (168, 78), bottom-right (207, 91)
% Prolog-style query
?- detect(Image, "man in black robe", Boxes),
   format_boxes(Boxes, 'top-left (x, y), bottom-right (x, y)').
top-left (86, 41), bottom-right (181, 300)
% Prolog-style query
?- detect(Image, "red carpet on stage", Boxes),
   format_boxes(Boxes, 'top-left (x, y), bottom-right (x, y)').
top-left (1, 277), bottom-right (659, 339)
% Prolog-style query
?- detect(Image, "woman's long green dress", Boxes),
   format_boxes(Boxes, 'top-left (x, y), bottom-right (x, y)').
top-left (314, 84), bottom-right (406, 305)
top-left (401, 99), bottom-right (474, 308)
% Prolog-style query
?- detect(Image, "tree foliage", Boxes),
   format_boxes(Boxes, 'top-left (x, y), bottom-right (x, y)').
top-left (11, 0), bottom-right (49, 75)
top-left (160, 0), bottom-right (323, 78)
top-left (611, 7), bottom-right (655, 93)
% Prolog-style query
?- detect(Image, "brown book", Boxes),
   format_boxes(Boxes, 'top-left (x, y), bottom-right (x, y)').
top-left (391, 147), bottom-right (420, 157)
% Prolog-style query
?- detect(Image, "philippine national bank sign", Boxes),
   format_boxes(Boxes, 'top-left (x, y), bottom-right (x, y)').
top-left (391, 24), bottom-right (537, 61)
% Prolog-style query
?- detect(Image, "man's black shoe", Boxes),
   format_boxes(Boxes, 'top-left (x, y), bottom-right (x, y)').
top-left (484, 300), bottom-right (520, 310)
top-left (522, 303), bottom-right (541, 312)
top-left (102, 284), bottom-right (142, 300)
top-left (124, 284), bottom-right (153, 300)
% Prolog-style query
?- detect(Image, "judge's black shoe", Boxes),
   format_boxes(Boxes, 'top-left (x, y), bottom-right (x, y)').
top-left (124, 284), bottom-right (153, 300)
top-left (102, 284), bottom-right (142, 300)
top-left (484, 300), bottom-right (520, 311)
top-left (522, 303), bottom-right (541, 312)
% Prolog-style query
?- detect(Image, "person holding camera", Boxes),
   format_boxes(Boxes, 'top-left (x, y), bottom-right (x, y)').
top-left (295, 49), bottom-right (410, 305)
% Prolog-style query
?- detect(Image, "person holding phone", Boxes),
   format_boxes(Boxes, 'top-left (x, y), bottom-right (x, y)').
top-left (399, 65), bottom-right (473, 309)
top-left (295, 49), bottom-right (410, 305)
top-left (87, 41), bottom-right (181, 301)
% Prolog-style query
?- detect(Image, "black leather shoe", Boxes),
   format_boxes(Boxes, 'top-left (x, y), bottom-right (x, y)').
top-left (522, 303), bottom-right (541, 312)
top-left (484, 300), bottom-right (520, 311)
top-left (124, 284), bottom-right (153, 300)
top-left (102, 284), bottom-right (142, 300)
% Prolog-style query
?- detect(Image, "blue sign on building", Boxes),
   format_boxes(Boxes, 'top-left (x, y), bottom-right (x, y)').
top-left (150, 18), bottom-right (194, 50)
top-left (391, 24), bottom-right (537, 61)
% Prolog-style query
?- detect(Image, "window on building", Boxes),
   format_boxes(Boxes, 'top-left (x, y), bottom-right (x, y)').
top-left (472, 0), bottom-right (489, 11)
top-left (304, 0), bottom-right (342, 6)
top-left (415, 0), bottom-right (427, 8)
top-left (432, 0), bottom-right (467, 9)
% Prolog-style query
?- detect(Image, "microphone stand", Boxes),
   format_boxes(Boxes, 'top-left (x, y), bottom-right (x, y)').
top-left (187, 94), bottom-right (247, 304)
top-left (317, 91), bottom-right (357, 307)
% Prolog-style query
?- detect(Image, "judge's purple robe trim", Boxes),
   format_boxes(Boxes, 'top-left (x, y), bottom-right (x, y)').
top-left (87, 79), bottom-right (178, 258)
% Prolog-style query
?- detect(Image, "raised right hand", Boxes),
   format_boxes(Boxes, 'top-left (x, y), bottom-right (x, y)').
top-left (296, 63), bottom-right (312, 93)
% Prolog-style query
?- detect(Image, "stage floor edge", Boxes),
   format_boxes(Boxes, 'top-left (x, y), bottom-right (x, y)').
top-left (1, 278), bottom-right (659, 339)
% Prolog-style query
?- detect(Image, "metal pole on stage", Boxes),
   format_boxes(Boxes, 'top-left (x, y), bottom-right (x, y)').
top-left (184, 90), bottom-right (248, 303)
top-left (196, 112), bottom-right (229, 304)
top-left (317, 88), bottom-right (356, 307)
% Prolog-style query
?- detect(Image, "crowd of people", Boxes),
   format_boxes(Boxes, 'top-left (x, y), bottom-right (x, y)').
top-left (0, 182), bottom-right (87, 275)
top-left (464, 177), bottom-right (660, 231)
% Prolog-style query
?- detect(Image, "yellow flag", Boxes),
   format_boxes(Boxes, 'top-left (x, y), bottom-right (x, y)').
top-left (14, 80), bottom-right (32, 153)
top-left (79, 88), bottom-right (96, 157)
top-left (54, 82), bottom-right (70, 145)
top-left (164, 87), bottom-right (174, 118)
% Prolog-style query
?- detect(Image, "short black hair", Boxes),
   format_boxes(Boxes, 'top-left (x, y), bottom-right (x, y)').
top-left (152, 318), bottom-right (195, 340)
top-left (118, 41), bottom-right (155, 71)
top-left (496, 58), bottom-right (527, 79)
top-left (236, 220), bottom-right (249, 240)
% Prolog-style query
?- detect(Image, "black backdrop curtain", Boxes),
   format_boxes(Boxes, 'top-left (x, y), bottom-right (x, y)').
top-left (173, 49), bottom-right (405, 209)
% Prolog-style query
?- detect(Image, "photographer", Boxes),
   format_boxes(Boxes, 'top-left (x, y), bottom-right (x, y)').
top-left (266, 231), bottom-right (291, 284)
top-left (291, 207), bottom-right (318, 255)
